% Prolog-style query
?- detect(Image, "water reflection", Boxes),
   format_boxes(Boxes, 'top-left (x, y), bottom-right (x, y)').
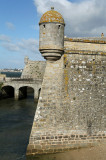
top-left (0, 91), bottom-right (106, 160)
top-left (0, 92), bottom-right (36, 160)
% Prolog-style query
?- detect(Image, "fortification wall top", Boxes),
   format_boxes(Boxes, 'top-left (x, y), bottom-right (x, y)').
top-left (64, 37), bottom-right (106, 56)
top-left (64, 37), bottom-right (106, 44)
top-left (21, 60), bottom-right (46, 79)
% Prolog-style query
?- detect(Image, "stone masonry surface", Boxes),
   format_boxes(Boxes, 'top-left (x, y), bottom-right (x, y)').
top-left (21, 60), bottom-right (46, 80)
top-left (27, 51), bottom-right (106, 156)
top-left (26, 8), bottom-right (106, 156)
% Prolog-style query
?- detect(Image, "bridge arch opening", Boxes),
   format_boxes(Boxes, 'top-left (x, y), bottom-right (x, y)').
top-left (2, 85), bottom-right (14, 98)
top-left (27, 86), bottom-right (34, 99)
top-left (19, 86), bottom-right (34, 100)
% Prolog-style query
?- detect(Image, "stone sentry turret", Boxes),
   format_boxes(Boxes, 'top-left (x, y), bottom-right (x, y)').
top-left (24, 56), bottom-right (29, 65)
top-left (39, 7), bottom-right (65, 61)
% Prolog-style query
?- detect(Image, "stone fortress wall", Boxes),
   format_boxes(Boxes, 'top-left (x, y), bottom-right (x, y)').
top-left (0, 74), bottom-right (6, 83)
top-left (23, 37), bottom-right (106, 80)
top-left (27, 38), bottom-right (106, 156)
top-left (64, 37), bottom-right (106, 54)
top-left (26, 7), bottom-right (106, 157)
top-left (21, 57), bottom-right (46, 80)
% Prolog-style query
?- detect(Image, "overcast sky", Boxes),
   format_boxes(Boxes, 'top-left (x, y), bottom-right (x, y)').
top-left (0, 0), bottom-right (106, 69)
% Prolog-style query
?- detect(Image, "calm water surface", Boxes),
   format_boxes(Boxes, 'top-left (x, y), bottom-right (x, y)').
top-left (1, 72), bottom-right (22, 77)
top-left (0, 95), bottom-right (37, 160)
top-left (0, 72), bottom-right (105, 160)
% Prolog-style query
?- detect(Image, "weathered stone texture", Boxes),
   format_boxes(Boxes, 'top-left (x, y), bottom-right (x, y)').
top-left (27, 57), bottom-right (64, 155)
top-left (39, 23), bottom-right (64, 50)
top-left (26, 8), bottom-right (106, 156)
top-left (27, 52), bottom-right (106, 156)
top-left (21, 60), bottom-right (46, 79)
top-left (39, 8), bottom-right (65, 61)
top-left (61, 53), bottom-right (106, 135)
top-left (64, 39), bottom-right (106, 54)
top-left (0, 74), bottom-right (6, 83)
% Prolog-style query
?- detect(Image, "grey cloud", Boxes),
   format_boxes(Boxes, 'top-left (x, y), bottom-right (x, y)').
top-left (18, 38), bottom-right (39, 53)
top-left (0, 34), bottom-right (11, 42)
top-left (0, 35), bottom-right (39, 55)
top-left (6, 22), bottom-right (15, 30)
top-left (34, 0), bottom-right (106, 37)
top-left (2, 43), bottom-right (19, 52)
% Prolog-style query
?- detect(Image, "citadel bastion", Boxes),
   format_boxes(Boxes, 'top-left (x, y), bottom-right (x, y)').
top-left (26, 8), bottom-right (106, 157)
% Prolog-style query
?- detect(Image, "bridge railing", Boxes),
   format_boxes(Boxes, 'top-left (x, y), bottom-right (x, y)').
top-left (11, 78), bottom-right (34, 81)
top-left (5, 77), bottom-right (42, 83)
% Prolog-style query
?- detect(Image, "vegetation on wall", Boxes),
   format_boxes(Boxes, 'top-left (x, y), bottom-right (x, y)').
top-left (0, 83), bottom-right (3, 90)
top-left (64, 54), bottom-right (69, 97)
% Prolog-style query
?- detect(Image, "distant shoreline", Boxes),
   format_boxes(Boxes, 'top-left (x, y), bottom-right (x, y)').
top-left (0, 71), bottom-right (22, 78)
top-left (0, 70), bottom-right (22, 73)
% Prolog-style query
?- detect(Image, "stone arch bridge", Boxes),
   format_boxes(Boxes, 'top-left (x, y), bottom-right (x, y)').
top-left (1, 77), bottom-right (42, 101)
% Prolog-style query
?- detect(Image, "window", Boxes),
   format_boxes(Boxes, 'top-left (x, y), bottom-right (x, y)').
top-left (58, 25), bottom-right (61, 29)
top-left (43, 24), bottom-right (45, 29)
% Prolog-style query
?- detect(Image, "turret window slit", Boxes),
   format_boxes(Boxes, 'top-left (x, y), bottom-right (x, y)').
top-left (43, 24), bottom-right (45, 29)
top-left (58, 25), bottom-right (61, 29)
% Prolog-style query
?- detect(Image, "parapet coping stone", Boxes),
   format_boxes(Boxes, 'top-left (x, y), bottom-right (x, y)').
top-left (64, 37), bottom-right (106, 44)
top-left (64, 49), bottom-right (106, 56)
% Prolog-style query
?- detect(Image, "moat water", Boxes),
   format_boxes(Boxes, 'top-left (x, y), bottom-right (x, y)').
top-left (1, 72), bottom-right (22, 77)
top-left (0, 72), bottom-right (105, 160)
top-left (0, 95), bottom-right (105, 160)
top-left (0, 94), bottom-right (37, 160)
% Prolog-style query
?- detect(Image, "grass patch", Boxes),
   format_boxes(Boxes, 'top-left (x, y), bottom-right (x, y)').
top-left (0, 83), bottom-right (3, 90)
